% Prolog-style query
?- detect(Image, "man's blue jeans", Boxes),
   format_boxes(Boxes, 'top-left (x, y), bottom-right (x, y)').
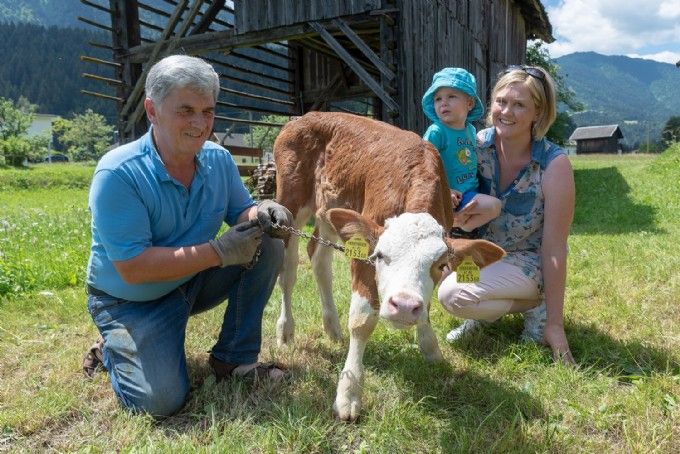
top-left (87, 235), bottom-right (284, 416)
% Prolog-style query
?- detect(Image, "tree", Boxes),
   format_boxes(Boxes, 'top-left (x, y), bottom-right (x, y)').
top-left (55, 109), bottom-right (113, 161)
top-left (0, 96), bottom-right (38, 166)
top-left (526, 42), bottom-right (584, 145)
top-left (0, 136), bottom-right (31, 166)
top-left (662, 116), bottom-right (680, 145)
top-left (0, 96), bottom-right (36, 141)
top-left (243, 114), bottom-right (288, 152)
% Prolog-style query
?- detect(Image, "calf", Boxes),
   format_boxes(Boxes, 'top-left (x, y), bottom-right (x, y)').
top-left (273, 112), bottom-right (504, 421)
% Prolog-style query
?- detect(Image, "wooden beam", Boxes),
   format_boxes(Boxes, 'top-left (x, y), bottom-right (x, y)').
top-left (220, 87), bottom-right (294, 107)
top-left (88, 40), bottom-right (114, 51)
top-left (308, 21), bottom-right (398, 113)
top-left (77, 16), bottom-right (112, 32)
top-left (83, 72), bottom-right (124, 86)
top-left (81, 55), bottom-right (121, 68)
top-left (207, 58), bottom-right (293, 89)
top-left (121, 0), bottom-right (188, 125)
top-left (81, 89), bottom-right (124, 102)
top-left (137, 1), bottom-right (171, 17)
top-left (80, 0), bottom-right (111, 14)
top-left (125, 23), bottom-right (315, 64)
top-left (191, 0), bottom-right (225, 35)
top-left (216, 100), bottom-right (291, 116)
top-left (214, 115), bottom-right (286, 128)
top-left (217, 72), bottom-right (292, 97)
top-left (172, 0), bottom-right (206, 43)
top-left (332, 18), bottom-right (395, 81)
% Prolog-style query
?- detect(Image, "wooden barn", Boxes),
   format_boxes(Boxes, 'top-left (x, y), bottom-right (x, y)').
top-left (79, 0), bottom-right (553, 143)
top-left (569, 124), bottom-right (624, 154)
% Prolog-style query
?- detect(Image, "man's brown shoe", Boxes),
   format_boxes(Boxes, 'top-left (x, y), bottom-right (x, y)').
top-left (208, 355), bottom-right (288, 383)
top-left (82, 337), bottom-right (106, 378)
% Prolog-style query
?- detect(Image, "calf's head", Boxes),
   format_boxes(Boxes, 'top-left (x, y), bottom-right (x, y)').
top-left (326, 208), bottom-right (505, 329)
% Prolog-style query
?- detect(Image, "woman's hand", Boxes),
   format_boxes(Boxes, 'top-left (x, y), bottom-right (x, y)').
top-left (452, 197), bottom-right (478, 228)
top-left (543, 322), bottom-right (576, 366)
top-left (450, 189), bottom-right (462, 208)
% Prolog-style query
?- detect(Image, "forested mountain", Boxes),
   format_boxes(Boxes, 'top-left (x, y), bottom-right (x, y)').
top-left (0, 0), bottom-right (102, 28)
top-left (0, 22), bottom-right (116, 121)
top-left (555, 52), bottom-right (680, 149)
top-left (2, 3), bottom-right (678, 149)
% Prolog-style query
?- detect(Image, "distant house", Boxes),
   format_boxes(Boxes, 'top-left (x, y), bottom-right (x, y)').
top-left (44, 153), bottom-right (69, 163)
top-left (569, 124), bottom-right (624, 154)
top-left (212, 132), bottom-right (262, 177)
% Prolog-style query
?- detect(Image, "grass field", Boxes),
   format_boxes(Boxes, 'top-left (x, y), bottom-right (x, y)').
top-left (1, 148), bottom-right (679, 453)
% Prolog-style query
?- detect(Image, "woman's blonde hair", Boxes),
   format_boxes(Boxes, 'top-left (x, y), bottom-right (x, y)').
top-left (485, 65), bottom-right (557, 140)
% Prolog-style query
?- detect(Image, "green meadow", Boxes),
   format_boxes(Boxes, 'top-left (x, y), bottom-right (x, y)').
top-left (1, 148), bottom-right (678, 453)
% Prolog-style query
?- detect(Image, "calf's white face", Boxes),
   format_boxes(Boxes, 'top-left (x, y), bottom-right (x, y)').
top-left (371, 213), bottom-right (448, 328)
top-left (326, 208), bottom-right (505, 332)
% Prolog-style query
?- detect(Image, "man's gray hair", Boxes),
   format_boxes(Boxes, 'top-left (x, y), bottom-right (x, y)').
top-left (145, 55), bottom-right (220, 104)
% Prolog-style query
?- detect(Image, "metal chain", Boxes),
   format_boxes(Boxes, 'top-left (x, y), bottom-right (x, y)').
top-left (243, 244), bottom-right (262, 270)
top-left (274, 223), bottom-right (375, 266)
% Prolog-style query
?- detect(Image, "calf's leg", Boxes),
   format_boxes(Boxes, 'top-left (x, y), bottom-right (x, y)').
top-left (276, 207), bottom-right (312, 346)
top-left (310, 219), bottom-right (342, 342)
top-left (333, 290), bottom-right (378, 422)
top-left (416, 320), bottom-right (444, 362)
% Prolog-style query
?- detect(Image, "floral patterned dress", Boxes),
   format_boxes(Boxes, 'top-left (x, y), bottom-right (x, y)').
top-left (476, 127), bottom-right (566, 295)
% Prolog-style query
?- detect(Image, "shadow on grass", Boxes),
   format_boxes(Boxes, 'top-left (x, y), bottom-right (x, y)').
top-left (567, 323), bottom-right (680, 379)
top-left (159, 316), bottom-right (677, 450)
top-left (361, 335), bottom-right (566, 452)
top-left (573, 167), bottom-right (659, 234)
top-left (449, 315), bottom-right (679, 379)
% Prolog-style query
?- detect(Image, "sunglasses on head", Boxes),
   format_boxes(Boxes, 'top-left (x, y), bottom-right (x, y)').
top-left (502, 65), bottom-right (546, 81)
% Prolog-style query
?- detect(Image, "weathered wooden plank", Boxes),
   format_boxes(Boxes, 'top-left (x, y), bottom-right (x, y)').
top-left (121, 0), bottom-right (188, 122)
top-left (77, 16), bottom-right (112, 32)
top-left (308, 21), bottom-right (398, 112)
top-left (219, 86), bottom-right (295, 107)
top-left (125, 23), bottom-right (315, 63)
top-left (216, 100), bottom-right (291, 116)
top-left (332, 18), bottom-right (395, 80)
top-left (83, 72), bottom-right (123, 86)
top-left (192, 0), bottom-right (225, 35)
top-left (81, 89), bottom-right (123, 102)
top-left (214, 115), bottom-right (286, 127)
top-left (80, 0), bottom-right (111, 14)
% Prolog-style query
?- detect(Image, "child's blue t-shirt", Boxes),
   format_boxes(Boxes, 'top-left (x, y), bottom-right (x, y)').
top-left (423, 122), bottom-right (478, 194)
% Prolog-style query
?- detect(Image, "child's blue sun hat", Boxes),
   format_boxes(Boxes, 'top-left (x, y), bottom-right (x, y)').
top-left (422, 67), bottom-right (484, 123)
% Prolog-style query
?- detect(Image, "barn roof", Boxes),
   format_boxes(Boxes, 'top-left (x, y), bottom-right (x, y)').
top-left (517, 0), bottom-right (554, 42)
top-left (569, 125), bottom-right (623, 141)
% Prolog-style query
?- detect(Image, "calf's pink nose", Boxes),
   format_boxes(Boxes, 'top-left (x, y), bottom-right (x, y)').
top-left (387, 294), bottom-right (423, 319)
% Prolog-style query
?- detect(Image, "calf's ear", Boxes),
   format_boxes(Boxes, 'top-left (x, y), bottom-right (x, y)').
top-left (444, 238), bottom-right (505, 269)
top-left (325, 208), bottom-right (383, 248)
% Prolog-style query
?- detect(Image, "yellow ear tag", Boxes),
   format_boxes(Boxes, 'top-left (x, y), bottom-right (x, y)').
top-left (456, 256), bottom-right (480, 283)
top-left (344, 235), bottom-right (370, 260)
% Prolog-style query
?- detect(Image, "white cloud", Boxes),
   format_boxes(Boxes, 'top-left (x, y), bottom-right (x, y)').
top-left (627, 51), bottom-right (680, 65)
top-left (543, 0), bottom-right (680, 64)
top-left (659, 1), bottom-right (680, 18)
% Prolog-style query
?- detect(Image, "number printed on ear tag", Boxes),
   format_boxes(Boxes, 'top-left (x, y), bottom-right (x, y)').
top-left (456, 256), bottom-right (480, 283)
top-left (344, 235), bottom-right (369, 260)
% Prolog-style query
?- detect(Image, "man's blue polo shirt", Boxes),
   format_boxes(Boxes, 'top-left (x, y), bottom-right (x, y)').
top-left (86, 129), bottom-right (256, 301)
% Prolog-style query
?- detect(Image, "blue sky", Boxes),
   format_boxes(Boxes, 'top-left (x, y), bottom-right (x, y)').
top-left (539, 0), bottom-right (680, 64)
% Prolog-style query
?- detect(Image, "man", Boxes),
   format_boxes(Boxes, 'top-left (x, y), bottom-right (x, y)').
top-left (82, 55), bottom-right (292, 417)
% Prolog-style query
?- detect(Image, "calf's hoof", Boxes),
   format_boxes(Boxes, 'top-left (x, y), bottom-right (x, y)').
top-left (333, 397), bottom-right (361, 422)
top-left (322, 317), bottom-right (343, 343)
top-left (276, 318), bottom-right (295, 346)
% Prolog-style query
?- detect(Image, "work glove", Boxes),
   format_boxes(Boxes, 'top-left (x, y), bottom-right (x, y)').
top-left (256, 199), bottom-right (293, 240)
top-left (209, 219), bottom-right (262, 267)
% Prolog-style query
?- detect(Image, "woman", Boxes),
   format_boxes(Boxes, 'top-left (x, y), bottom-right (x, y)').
top-left (438, 65), bottom-right (576, 365)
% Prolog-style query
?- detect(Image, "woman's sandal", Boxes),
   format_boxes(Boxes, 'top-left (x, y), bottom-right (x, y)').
top-left (209, 355), bottom-right (288, 383)
top-left (82, 337), bottom-right (106, 378)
